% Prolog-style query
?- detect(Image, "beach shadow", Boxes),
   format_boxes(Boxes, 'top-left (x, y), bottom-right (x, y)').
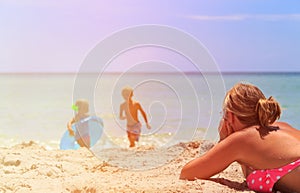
top-left (209, 178), bottom-right (249, 191)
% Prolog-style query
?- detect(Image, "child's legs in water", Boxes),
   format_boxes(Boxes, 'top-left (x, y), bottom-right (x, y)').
top-left (127, 132), bottom-right (138, 147)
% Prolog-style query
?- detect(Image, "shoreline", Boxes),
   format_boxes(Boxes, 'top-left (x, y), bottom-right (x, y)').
top-left (0, 140), bottom-right (254, 192)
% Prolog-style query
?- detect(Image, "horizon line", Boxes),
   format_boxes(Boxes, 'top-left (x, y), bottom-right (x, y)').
top-left (1, 71), bottom-right (300, 75)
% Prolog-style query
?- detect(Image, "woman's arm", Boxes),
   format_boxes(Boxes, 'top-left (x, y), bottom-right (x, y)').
top-left (180, 133), bottom-right (244, 180)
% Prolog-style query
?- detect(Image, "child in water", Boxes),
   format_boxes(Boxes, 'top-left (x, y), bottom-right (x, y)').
top-left (67, 99), bottom-right (90, 148)
top-left (119, 86), bottom-right (151, 147)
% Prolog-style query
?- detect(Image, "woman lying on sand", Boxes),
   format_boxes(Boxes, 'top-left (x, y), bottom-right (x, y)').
top-left (180, 83), bottom-right (300, 193)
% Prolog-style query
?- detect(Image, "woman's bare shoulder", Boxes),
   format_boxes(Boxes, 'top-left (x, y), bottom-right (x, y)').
top-left (227, 127), bottom-right (259, 143)
top-left (220, 128), bottom-right (261, 158)
top-left (274, 121), bottom-right (299, 130)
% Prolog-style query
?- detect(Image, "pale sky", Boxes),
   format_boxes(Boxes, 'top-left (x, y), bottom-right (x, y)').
top-left (1, 0), bottom-right (300, 73)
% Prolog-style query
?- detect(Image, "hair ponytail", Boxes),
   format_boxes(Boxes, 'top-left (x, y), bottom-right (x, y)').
top-left (256, 96), bottom-right (281, 128)
top-left (225, 83), bottom-right (282, 129)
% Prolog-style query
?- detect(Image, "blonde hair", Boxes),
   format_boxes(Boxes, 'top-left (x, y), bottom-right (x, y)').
top-left (224, 83), bottom-right (281, 128)
top-left (121, 86), bottom-right (133, 100)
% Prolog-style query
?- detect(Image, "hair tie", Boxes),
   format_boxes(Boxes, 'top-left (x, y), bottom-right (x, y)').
top-left (72, 104), bottom-right (79, 112)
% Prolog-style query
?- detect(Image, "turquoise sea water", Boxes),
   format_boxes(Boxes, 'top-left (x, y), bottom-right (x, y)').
top-left (1, 73), bottom-right (300, 149)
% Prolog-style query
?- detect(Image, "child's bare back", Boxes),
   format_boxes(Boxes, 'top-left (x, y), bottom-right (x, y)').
top-left (119, 86), bottom-right (151, 147)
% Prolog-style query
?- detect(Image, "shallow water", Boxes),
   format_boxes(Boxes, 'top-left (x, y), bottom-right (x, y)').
top-left (1, 73), bottom-right (299, 149)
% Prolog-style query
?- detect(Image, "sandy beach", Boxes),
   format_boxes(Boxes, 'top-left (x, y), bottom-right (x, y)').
top-left (0, 140), bottom-right (254, 193)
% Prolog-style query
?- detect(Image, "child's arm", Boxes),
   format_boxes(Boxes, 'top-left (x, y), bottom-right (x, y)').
top-left (119, 104), bottom-right (126, 120)
top-left (67, 118), bottom-right (75, 136)
top-left (138, 103), bottom-right (151, 129)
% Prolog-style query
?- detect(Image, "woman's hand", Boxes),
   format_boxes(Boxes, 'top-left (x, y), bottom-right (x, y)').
top-left (218, 118), bottom-right (234, 141)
